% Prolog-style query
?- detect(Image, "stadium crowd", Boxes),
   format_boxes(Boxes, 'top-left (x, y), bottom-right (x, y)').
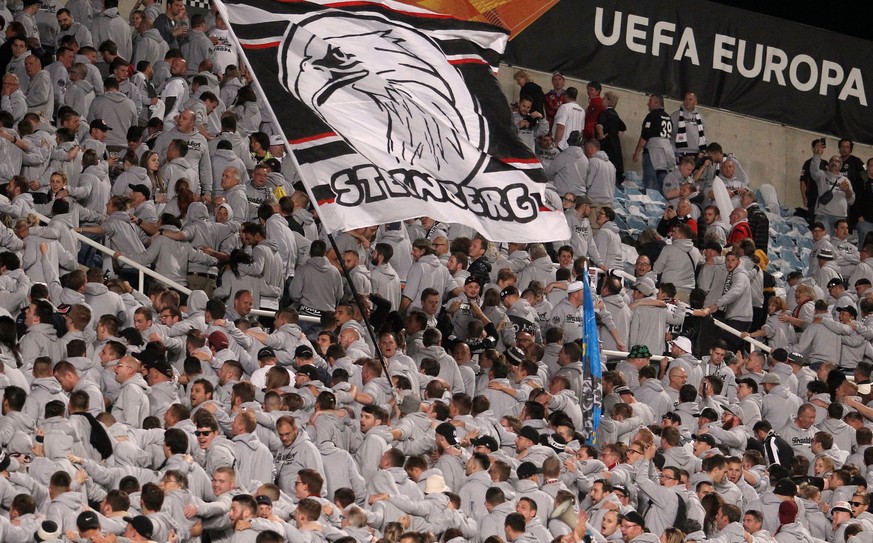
top-left (3, 2), bottom-right (873, 543)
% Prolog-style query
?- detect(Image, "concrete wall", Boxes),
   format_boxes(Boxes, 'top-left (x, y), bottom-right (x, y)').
top-left (497, 65), bottom-right (873, 209)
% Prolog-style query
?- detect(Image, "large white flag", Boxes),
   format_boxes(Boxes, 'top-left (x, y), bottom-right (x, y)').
top-left (217, 0), bottom-right (570, 242)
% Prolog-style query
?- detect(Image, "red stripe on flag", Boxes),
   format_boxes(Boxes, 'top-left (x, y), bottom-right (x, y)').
top-left (500, 157), bottom-right (541, 164)
top-left (318, 198), bottom-right (336, 205)
top-left (278, 0), bottom-right (453, 18)
top-left (539, 206), bottom-right (550, 212)
top-left (291, 132), bottom-right (338, 144)
top-left (241, 41), bottom-right (280, 49)
top-left (449, 58), bottom-right (489, 66)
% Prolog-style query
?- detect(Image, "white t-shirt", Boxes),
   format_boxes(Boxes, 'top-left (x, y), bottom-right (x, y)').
top-left (553, 101), bottom-right (585, 150)
top-left (160, 77), bottom-right (190, 121)
top-left (210, 28), bottom-right (238, 75)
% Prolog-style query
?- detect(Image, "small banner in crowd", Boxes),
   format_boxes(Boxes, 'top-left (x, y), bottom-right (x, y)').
top-left (581, 267), bottom-right (603, 443)
top-left (216, 0), bottom-right (570, 242)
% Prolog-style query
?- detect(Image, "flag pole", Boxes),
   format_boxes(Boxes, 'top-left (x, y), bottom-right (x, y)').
top-left (215, 0), bottom-right (394, 397)
top-left (324, 232), bottom-right (394, 391)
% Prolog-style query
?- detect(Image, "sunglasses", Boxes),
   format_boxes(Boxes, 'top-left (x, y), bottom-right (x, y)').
top-left (193, 430), bottom-right (213, 437)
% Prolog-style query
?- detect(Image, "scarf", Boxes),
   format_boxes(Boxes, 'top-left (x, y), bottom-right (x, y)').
top-left (71, 411), bottom-right (114, 460)
top-left (674, 106), bottom-right (706, 148)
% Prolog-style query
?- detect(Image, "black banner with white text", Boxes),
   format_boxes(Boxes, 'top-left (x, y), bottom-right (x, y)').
top-left (504, 0), bottom-right (873, 144)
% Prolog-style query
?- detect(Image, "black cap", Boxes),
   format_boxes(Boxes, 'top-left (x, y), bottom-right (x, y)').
top-left (662, 412), bottom-right (681, 423)
top-left (145, 357), bottom-right (174, 378)
top-left (258, 347), bottom-right (276, 360)
top-left (295, 365), bottom-right (319, 381)
top-left (255, 495), bottom-right (273, 506)
top-left (694, 408), bottom-right (719, 421)
top-left (435, 422), bottom-right (458, 446)
top-left (133, 349), bottom-right (163, 368)
top-left (736, 377), bottom-right (759, 393)
top-left (827, 277), bottom-right (844, 289)
top-left (471, 435), bottom-right (498, 452)
top-left (541, 433), bottom-right (567, 453)
top-left (464, 275), bottom-right (481, 286)
top-left (90, 119), bottom-right (112, 131)
top-left (123, 516), bottom-right (154, 540)
top-left (294, 345), bottom-right (314, 359)
top-left (692, 433), bottom-right (716, 446)
top-left (837, 306), bottom-right (858, 318)
top-left (77, 511), bottom-right (100, 531)
top-left (130, 184), bottom-right (151, 200)
top-left (500, 286), bottom-right (519, 299)
top-left (517, 461), bottom-right (540, 480)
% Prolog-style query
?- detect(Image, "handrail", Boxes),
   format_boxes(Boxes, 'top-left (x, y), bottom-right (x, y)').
top-left (602, 349), bottom-right (669, 362)
top-left (32, 212), bottom-right (318, 321)
top-left (712, 318), bottom-right (772, 353)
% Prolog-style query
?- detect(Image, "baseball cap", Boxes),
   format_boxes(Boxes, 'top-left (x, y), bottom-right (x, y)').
top-left (255, 495), bottom-right (273, 506)
top-left (76, 511), bottom-right (100, 531)
top-left (566, 281), bottom-right (584, 294)
top-left (145, 357), bottom-right (174, 378)
top-left (837, 306), bottom-right (858, 317)
top-left (471, 435), bottom-right (498, 452)
top-left (827, 277), bottom-right (844, 289)
top-left (517, 461), bottom-right (540, 480)
top-left (294, 345), bottom-right (314, 359)
top-left (518, 426), bottom-right (540, 443)
top-left (499, 286), bottom-right (519, 299)
top-left (123, 516), bottom-right (154, 540)
top-left (435, 422), bottom-right (458, 446)
top-left (628, 344), bottom-right (652, 358)
top-left (692, 433), bottom-right (716, 446)
top-left (787, 352), bottom-right (807, 366)
top-left (132, 349), bottom-right (163, 367)
top-left (412, 238), bottom-right (432, 249)
top-left (576, 194), bottom-right (593, 205)
top-left (722, 404), bottom-right (744, 422)
top-left (762, 373), bottom-right (781, 385)
top-left (736, 377), bottom-right (758, 393)
top-left (632, 276), bottom-right (656, 297)
top-left (694, 408), bottom-right (719, 421)
top-left (268, 134), bottom-right (285, 146)
top-left (129, 184), bottom-right (151, 200)
top-left (90, 119), bottom-right (112, 131)
top-left (258, 347), bottom-right (276, 360)
top-left (296, 365), bottom-right (320, 381)
top-left (662, 412), bottom-right (681, 423)
top-left (464, 275), bottom-right (481, 286)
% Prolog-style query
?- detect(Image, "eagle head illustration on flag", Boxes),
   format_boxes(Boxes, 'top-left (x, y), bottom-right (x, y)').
top-left (217, 0), bottom-right (570, 243)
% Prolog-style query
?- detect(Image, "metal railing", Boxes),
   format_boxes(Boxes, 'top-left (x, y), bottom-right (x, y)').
top-left (33, 212), bottom-right (316, 321)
